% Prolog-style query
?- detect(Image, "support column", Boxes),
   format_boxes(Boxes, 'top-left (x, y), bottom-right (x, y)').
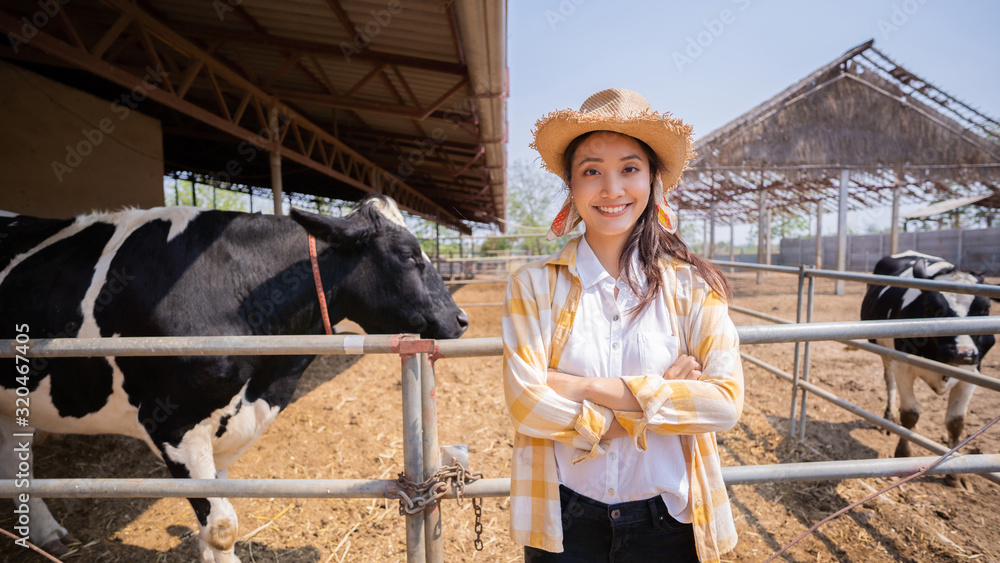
top-left (891, 167), bottom-right (903, 254)
top-left (401, 352), bottom-right (425, 563)
top-left (765, 206), bottom-right (773, 266)
top-left (757, 187), bottom-right (767, 284)
top-left (702, 215), bottom-right (710, 257)
top-left (709, 202), bottom-right (717, 260)
top-left (435, 223), bottom-right (440, 274)
top-left (815, 201), bottom-right (823, 269)
top-left (729, 221), bottom-right (735, 262)
top-left (269, 108), bottom-right (284, 216)
top-left (835, 169), bottom-right (849, 295)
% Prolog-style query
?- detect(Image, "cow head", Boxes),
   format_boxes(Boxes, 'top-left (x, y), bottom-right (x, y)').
top-left (913, 265), bottom-right (995, 368)
top-left (290, 196), bottom-right (468, 340)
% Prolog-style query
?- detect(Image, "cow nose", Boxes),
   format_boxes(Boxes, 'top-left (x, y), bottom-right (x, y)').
top-left (456, 309), bottom-right (469, 332)
top-left (957, 349), bottom-right (978, 364)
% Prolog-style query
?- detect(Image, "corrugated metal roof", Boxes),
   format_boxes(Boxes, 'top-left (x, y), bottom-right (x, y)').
top-left (0, 0), bottom-right (507, 229)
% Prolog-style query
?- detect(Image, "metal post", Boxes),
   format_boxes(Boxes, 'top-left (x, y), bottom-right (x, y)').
top-left (765, 207), bottom-right (773, 266)
top-left (401, 352), bottom-right (426, 563)
top-left (435, 223), bottom-right (441, 274)
top-left (815, 201), bottom-right (823, 269)
top-left (788, 265), bottom-right (806, 437)
top-left (421, 354), bottom-right (443, 563)
top-left (891, 168), bottom-right (902, 254)
top-left (956, 229), bottom-right (964, 270)
top-left (798, 275), bottom-right (816, 440)
top-left (269, 108), bottom-right (284, 216)
top-left (709, 202), bottom-right (716, 260)
top-left (757, 187), bottom-right (767, 284)
top-left (835, 169), bottom-right (849, 295)
top-left (729, 221), bottom-right (735, 270)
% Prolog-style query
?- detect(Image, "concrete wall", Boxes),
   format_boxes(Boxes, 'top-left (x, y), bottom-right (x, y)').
top-left (779, 227), bottom-right (1000, 274)
top-left (0, 60), bottom-right (164, 219)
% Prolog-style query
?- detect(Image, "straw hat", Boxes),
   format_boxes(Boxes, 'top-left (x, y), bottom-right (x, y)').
top-left (530, 88), bottom-right (695, 240)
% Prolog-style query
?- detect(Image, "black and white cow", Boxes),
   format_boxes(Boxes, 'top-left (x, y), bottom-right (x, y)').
top-left (0, 195), bottom-right (467, 562)
top-left (860, 250), bottom-right (996, 486)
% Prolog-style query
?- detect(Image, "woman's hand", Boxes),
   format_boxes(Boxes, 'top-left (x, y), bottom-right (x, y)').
top-left (664, 354), bottom-right (703, 380)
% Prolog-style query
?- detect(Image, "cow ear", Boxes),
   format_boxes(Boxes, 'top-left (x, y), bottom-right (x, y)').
top-left (912, 258), bottom-right (928, 279)
top-left (290, 208), bottom-right (363, 247)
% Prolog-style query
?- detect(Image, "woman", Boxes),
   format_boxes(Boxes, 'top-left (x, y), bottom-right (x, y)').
top-left (502, 88), bottom-right (743, 563)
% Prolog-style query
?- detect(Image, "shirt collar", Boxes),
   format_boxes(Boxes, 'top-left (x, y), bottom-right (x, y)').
top-left (542, 235), bottom-right (650, 293)
top-left (575, 236), bottom-right (612, 290)
top-left (544, 235), bottom-right (581, 273)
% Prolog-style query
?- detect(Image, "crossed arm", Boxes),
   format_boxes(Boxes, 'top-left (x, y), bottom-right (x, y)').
top-left (545, 355), bottom-right (704, 438)
top-left (502, 270), bottom-right (743, 458)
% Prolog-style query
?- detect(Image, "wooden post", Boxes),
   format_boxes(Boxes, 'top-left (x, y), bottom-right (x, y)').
top-left (269, 108), bottom-right (284, 216)
top-left (835, 169), bottom-right (849, 295)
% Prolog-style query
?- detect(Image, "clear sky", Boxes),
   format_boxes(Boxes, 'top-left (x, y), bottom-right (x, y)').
top-left (505, 0), bottom-right (1000, 242)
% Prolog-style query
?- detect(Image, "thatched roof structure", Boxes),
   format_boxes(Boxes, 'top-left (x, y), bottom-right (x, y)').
top-left (677, 40), bottom-right (1000, 224)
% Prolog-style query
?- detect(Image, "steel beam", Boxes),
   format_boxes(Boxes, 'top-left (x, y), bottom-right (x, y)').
top-left (0, 6), bottom-right (466, 230)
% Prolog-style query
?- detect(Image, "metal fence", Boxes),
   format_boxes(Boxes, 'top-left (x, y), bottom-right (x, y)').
top-left (3, 313), bottom-right (1000, 561)
top-left (711, 259), bottom-right (1000, 486)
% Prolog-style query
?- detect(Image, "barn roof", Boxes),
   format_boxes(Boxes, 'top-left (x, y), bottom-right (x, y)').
top-left (0, 0), bottom-right (507, 233)
top-left (676, 39), bottom-right (1000, 224)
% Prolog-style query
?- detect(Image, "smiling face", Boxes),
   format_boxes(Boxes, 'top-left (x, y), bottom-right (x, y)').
top-left (568, 131), bottom-right (652, 255)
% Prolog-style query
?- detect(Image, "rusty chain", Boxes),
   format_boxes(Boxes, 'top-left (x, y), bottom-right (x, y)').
top-left (387, 462), bottom-right (485, 550)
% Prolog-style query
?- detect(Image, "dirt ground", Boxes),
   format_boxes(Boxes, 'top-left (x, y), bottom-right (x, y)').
top-left (2, 271), bottom-right (999, 562)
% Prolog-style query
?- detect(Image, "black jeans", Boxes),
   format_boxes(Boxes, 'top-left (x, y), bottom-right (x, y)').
top-left (524, 485), bottom-right (699, 562)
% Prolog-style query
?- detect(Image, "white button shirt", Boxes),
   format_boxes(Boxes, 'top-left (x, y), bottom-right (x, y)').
top-left (553, 237), bottom-right (691, 522)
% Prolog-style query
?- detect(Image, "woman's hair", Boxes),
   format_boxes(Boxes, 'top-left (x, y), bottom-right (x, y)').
top-left (563, 131), bottom-right (733, 312)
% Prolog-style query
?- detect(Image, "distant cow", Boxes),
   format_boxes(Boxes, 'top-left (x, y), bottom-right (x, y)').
top-left (860, 251), bottom-right (995, 487)
top-left (0, 195), bottom-right (467, 562)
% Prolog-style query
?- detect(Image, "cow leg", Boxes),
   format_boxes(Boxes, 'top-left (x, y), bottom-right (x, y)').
top-left (943, 379), bottom-right (976, 490)
top-left (0, 418), bottom-right (78, 555)
top-left (876, 343), bottom-right (900, 428)
top-left (157, 421), bottom-right (241, 563)
top-left (893, 365), bottom-right (919, 458)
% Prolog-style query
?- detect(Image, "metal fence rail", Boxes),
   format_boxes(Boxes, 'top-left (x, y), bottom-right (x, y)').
top-left (3, 317), bottom-right (999, 358)
top-left (4, 454), bottom-right (998, 498)
top-left (729, 305), bottom-right (1000, 393)
top-left (715, 259), bottom-right (1000, 442)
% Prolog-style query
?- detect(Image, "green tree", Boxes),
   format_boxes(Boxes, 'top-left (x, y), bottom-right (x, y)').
top-left (164, 176), bottom-right (250, 212)
top-left (504, 159), bottom-right (568, 255)
top-left (746, 213), bottom-right (810, 244)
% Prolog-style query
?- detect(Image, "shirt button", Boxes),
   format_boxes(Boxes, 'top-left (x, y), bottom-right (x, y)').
top-left (608, 489), bottom-right (615, 496)
top-left (611, 508), bottom-right (621, 519)
top-left (613, 314), bottom-right (620, 321)
top-left (612, 342), bottom-right (619, 350)
top-left (609, 452), bottom-right (616, 460)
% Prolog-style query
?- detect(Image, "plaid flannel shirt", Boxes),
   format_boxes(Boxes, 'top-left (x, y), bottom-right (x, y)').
top-left (502, 236), bottom-right (744, 562)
